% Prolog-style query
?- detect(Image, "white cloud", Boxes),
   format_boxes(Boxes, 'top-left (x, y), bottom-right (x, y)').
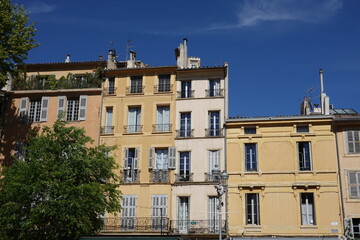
top-left (27, 2), bottom-right (56, 14)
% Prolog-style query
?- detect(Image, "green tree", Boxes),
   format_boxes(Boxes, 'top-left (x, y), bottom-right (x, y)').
top-left (0, 0), bottom-right (39, 89)
top-left (0, 120), bottom-right (121, 240)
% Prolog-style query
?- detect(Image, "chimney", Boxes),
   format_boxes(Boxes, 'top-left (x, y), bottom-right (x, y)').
top-left (65, 54), bottom-right (71, 63)
top-left (175, 38), bottom-right (188, 69)
top-left (107, 50), bottom-right (117, 69)
top-left (127, 50), bottom-right (136, 68)
top-left (319, 69), bottom-right (330, 115)
top-left (99, 55), bottom-right (103, 61)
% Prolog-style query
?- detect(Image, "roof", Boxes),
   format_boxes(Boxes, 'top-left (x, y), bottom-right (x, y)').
top-left (330, 108), bottom-right (358, 115)
top-left (226, 114), bottom-right (333, 123)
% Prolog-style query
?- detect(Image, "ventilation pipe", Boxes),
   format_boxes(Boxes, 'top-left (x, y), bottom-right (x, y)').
top-left (127, 50), bottom-right (136, 68)
top-left (65, 54), bottom-right (71, 63)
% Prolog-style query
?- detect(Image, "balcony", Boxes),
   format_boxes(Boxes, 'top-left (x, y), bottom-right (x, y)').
top-left (150, 170), bottom-right (170, 183)
top-left (152, 124), bottom-right (172, 133)
top-left (126, 85), bottom-right (144, 94)
top-left (120, 169), bottom-right (140, 183)
top-left (176, 129), bottom-right (194, 138)
top-left (104, 87), bottom-right (116, 95)
top-left (170, 220), bottom-right (226, 234)
top-left (123, 125), bottom-right (142, 134)
top-left (177, 90), bottom-right (194, 99)
top-left (102, 217), bottom-right (169, 232)
top-left (175, 173), bottom-right (193, 182)
top-left (205, 171), bottom-right (222, 182)
top-left (205, 89), bottom-right (224, 97)
top-left (154, 84), bottom-right (173, 93)
top-left (100, 126), bottom-right (114, 135)
top-left (205, 128), bottom-right (223, 137)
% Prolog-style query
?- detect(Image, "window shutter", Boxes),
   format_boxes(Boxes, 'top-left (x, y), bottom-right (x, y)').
top-left (134, 148), bottom-right (139, 169)
top-left (40, 96), bottom-right (49, 121)
top-left (348, 172), bottom-right (359, 198)
top-left (78, 95), bottom-right (87, 120)
top-left (149, 147), bottom-right (154, 169)
top-left (57, 96), bottom-right (67, 119)
top-left (123, 148), bottom-right (129, 169)
top-left (19, 97), bottom-right (29, 121)
top-left (169, 147), bottom-right (176, 169)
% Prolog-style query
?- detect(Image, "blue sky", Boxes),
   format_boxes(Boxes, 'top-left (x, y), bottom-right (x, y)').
top-left (14, 0), bottom-right (360, 117)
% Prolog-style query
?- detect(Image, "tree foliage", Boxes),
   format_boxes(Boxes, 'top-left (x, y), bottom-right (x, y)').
top-left (0, 0), bottom-right (39, 89)
top-left (0, 120), bottom-right (121, 240)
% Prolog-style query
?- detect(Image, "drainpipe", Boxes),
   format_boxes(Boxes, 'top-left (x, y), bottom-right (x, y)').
top-left (98, 76), bottom-right (105, 146)
top-left (224, 63), bottom-right (229, 240)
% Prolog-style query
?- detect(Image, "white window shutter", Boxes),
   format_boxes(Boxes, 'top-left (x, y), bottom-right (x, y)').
top-left (134, 148), bottom-right (139, 169)
top-left (169, 147), bottom-right (176, 169)
top-left (40, 96), bottom-right (50, 122)
top-left (149, 147), bottom-right (154, 169)
top-left (123, 148), bottom-right (129, 169)
top-left (57, 96), bottom-right (67, 119)
top-left (78, 95), bottom-right (87, 120)
top-left (19, 97), bottom-right (29, 121)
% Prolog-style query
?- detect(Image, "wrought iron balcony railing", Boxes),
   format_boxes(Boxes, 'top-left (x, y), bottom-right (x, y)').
top-left (205, 128), bottom-right (223, 137)
top-left (126, 85), bottom-right (144, 94)
top-left (204, 172), bottom-right (222, 182)
top-left (177, 90), bottom-right (194, 99)
top-left (120, 169), bottom-right (140, 183)
top-left (123, 125), bottom-right (143, 134)
top-left (205, 89), bottom-right (224, 97)
top-left (104, 87), bottom-right (116, 95)
top-left (154, 84), bottom-right (173, 93)
top-left (150, 170), bottom-right (170, 183)
top-left (176, 129), bottom-right (194, 138)
top-left (102, 217), bottom-right (169, 231)
top-left (153, 124), bottom-right (172, 133)
top-left (175, 173), bottom-right (193, 182)
top-left (100, 126), bottom-right (114, 134)
top-left (170, 220), bottom-right (226, 234)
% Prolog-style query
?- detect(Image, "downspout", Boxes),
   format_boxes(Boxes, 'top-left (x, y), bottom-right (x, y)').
top-left (334, 123), bottom-right (346, 235)
top-left (224, 63), bottom-right (229, 239)
top-left (98, 76), bottom-right (105, 146)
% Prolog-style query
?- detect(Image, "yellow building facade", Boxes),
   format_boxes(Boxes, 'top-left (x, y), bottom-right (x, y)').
top-left (226, 115), bottom-right (342, 239)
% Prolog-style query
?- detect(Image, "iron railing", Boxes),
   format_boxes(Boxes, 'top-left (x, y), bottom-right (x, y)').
top-left (174, 173), bottom-right (193, 182)
top-left (205, 128), bottom-right (223, 137)
top-left (177, 90), bottom-right (194, 99)
top-left (102, 217), bottom-right (169, 231)
top-left (123, 125), bottom-right (143, 134)
top-left (170, 220), bottom-right (226, 234)
top-left (205, 172), bottom-right (222, 182)
top-left (126, 85), bottom-right (144, 94)
top-left (153, 124), bottom-right (172, 133)
top-left (205, 89), bottom-right (224, 97)
top-left (104, 87), bottom-right (116, 95)
top-left (120, 169), bottom-right (140, 183)
top-left (100, 126), bottom-right (114, 134)
top-left (176, 129), bottom-right (194, 138)
top-left (150, 170), bottom-right (170, 183)
top-left (154, 84), bottom-right (173, 93)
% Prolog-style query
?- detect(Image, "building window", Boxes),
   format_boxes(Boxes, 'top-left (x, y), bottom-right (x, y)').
top-left (348, 171), bottom-right (360, 198)
top-left (66, 98), bottom-right (79, 121)
top-left (300, 193), bottom-right (316, 225)
top-left (179, 152), bottom-right (190, 181)
top-left (152, 195), bottom-right (168, 230)
top-left (14, 141), bottom-right (26, 161)
top-left (127, 107), bottom-right (141, 133)
top-left (130, 76), bottom-right (143, 94)
top-left (155, 149), bottom-right (169, 170)
top-left (352, 218), bottom-right (360, 238)
top-left (246, 193), bottom-right (260, 225)
top-left (177, 197), bottom-right (189, 233)
top-left (57, 95), bottom-right (87, 121)
top-left (209, 150), bottom-right (220, 172)
top-left (156, 106), bottom-right (170, 132)
top-left (28, 99), bottom-right (41, 122)
top-left (108, 77), bottom-right (115, 94)
top-left (346, 130), bottom-right (360, 154)
top-left (19, 97), bottom-right (49, 122)
top-left (158, 74), bottom-right (171, 92)
top-left (245, 143), bottom-right (257, 172)
top-left (208, 79), bottom-right (221, 97)
top-left (121, 195), bottom-right (137, 230)
top-left (180, 81), bottom-right (192, 98)
top-left (102, 107), bottom-right (113, 134)
top-left (208, 196), bottom-right (220, 232)
top-left (297, 125), bottom-right (309, 133)
top-left (179, 112), bottom-right (192, 137)
top-left (123, 148), bottom-right (139, 183)
top-left (207, 111), bottom-right (221, 137)
top-left (298, 142), bottom-right (312, 171)
top-left (245, 127), bottom-right (256, 134)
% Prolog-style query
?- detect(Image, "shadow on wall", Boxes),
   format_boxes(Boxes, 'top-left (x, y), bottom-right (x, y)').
top-left (1, 98), bottom-right (40, 167)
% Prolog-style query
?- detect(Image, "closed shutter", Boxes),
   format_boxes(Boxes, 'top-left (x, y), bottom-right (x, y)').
top-left (149, 147), bottom-right (154, 169)
top-left (78, 95), bottom-right (87, 120)
top-left (152, 195), bottom-right (168, 217)
top-left (349, 172), bottom-right (360, 198)
top-left (133, 148), bottom-right (139, 169)
top-left (40, 96), bottom-right (49, 121)
top-left (123, 148), bottom-right (129, 169)
top-left (57, 96), bottom-right (67, 119)
top-left (169, 147), bottom-right (176, 169)
top-left (19, 97), bottom-right (29, 121)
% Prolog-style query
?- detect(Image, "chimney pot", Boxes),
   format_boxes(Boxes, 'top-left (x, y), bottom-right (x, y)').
top-left (65, 54), bottom-right (71, 63)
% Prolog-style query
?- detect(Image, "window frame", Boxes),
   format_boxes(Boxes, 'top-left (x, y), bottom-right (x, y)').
top-left (348, 171), bottom-right (360, 199)
top-left (245, 193), bottom-right (260, 225)
top-left (346, 130), bottom-right (360, 154)
top-left (298, 141), bottom-right (312, 171)
top-left (300, 192), bottom-right (316, 226)
top-left (245, 143), bottom-right (258, 172)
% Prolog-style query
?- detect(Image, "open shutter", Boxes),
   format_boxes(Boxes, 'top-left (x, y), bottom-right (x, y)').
top-left (78, 95), bottom-right (87, 120)
top-left (123, 148), bottom-right (129, 169)
top-left (134, 148), bottom-right (139, 169)
top-left (19, 97), bottom-right (29, 121)
top-left (149, 147), bottom-right (154, 169)
top-left (57, 96), bottom-right (67, 119)
top-left (168, 147), bottom-right (176, 169)
top-left (40, 96), bottom-right (49, 121)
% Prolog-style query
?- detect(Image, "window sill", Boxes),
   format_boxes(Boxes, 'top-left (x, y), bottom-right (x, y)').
top-left (300, 225), bottom-right (318, 229)
top-left (123, 132), bottom-right (143, 135)
top-left (244, 225), bottom-right (262, 232)
top-left (238, 134), bottom-right (263, 139)
top-left (290, 132), bottom-right (316, 137)
top-left (345, 198), bottom-right (360, 203)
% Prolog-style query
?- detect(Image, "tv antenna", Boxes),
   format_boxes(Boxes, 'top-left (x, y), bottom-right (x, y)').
top-left (125, 39), bottom-right (134, 60)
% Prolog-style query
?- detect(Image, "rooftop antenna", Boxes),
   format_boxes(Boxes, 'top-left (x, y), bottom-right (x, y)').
top-left (125, 39), bottom-right (134, 61)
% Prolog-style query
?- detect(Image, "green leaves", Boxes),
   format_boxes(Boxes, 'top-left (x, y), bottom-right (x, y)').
top-left (0, 120), bottom-right (121, 240)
